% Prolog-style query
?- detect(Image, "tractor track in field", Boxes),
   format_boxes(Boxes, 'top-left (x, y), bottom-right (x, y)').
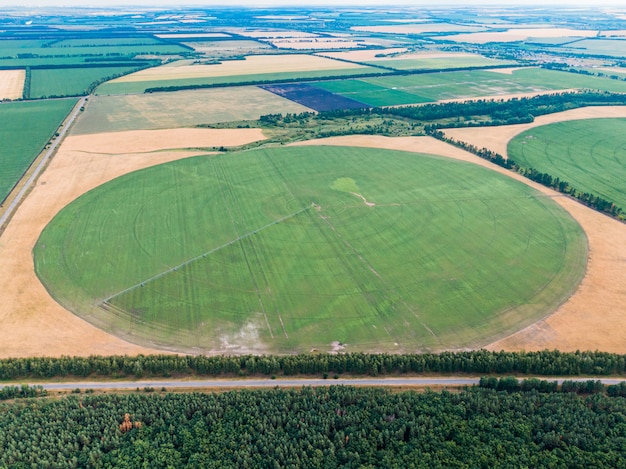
top-left (3, 107), bottom-right (626, 356)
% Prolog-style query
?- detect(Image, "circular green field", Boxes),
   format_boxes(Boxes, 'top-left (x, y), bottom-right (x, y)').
top-left (34, 146), bottom-right (587, 353)
top-left (508, 118), bottom-right (626, 211)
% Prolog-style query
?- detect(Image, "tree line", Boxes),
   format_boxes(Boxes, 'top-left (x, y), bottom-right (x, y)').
top-left (427, 127), bottom-right (624, 219)
top-left (3, 385), bottom-right (626, 467)
top-left (321, 90), bottom-right (626, 125)
top-left (3, 350), bottom-right (626, 380)
top-left (478, 376), bottom-right (626, 395)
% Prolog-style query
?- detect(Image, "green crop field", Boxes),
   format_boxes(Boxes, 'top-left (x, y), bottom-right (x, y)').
top-left (558, 39), bottom-right (626, 57)
top-left (49, 37), bottom-right (165, 47)
top-left (95, 67), bottom-right (384, 95)
top-left (313, 80), bottom-right (433, 106)
top-left (508, 118), bottom-right (626, 210)
top-left (0, 42), bottom-right (187, 58)
top-left (313, 68), bottom-right (626, 107)
top-left (0, 99), bottom-right (77, 204)
top-left (29, 65), bottom-right (143, 98)
top-left (367, 56), bottom-right (515, 71)
top-left (35, 146), bottom-right (586, 354)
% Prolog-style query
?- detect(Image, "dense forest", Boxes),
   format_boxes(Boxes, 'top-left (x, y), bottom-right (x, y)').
top-left (2, 350), bottom-right (626, 381)
top-left (2, 385), bottom-right (626, 467)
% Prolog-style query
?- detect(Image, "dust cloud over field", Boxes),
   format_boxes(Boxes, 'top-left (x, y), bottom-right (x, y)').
top-left (0, 128), bottom-right (265, 358)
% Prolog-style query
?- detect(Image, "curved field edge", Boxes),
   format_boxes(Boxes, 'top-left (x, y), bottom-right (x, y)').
top-left (440, 109), bottom-right (626, 352)
top-left (507, 118), bottom-right (626, 211)
top-left (34, 145), bottom-right (587, 354)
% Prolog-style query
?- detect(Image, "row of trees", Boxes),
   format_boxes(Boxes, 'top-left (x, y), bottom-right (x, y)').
top-left (428, 127), bottom-right (624, 219)
top-left (3, 350), bottom-right (626, 380)
top-left (316, 90), bottom-right (626, 122)
top-left (3, 385), bottom-right (626, 467)
top-left (478, 376), bottom-right (617, 395)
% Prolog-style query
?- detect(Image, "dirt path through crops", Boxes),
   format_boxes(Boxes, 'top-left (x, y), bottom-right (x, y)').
top-left (0, 128), bottom-right (264, 358)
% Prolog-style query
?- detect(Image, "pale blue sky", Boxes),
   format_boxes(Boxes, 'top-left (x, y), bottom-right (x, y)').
top-left (11, 1), bottom-right (626, 7)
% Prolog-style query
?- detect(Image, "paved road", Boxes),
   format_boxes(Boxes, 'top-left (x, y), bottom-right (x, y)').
top-left (6, 376), bottom-right (626, 391)
top-left (0, 96), bottom-right (87, 231)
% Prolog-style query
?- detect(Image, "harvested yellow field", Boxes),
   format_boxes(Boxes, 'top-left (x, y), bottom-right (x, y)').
top-left (111, 54), bottom-right (368, 83)
top-left (318, 48), bottom-right (409, 62)
top-left (65, 127), bottom-right (266, 154)
top-left (0, 127), bottom-right (265, 358)
top-left (268, 38), bottom-right (366, 50)
top-left (599, 30), bottom-right (626, 37)
top-left (444, 106), bottom-right (626, 160)
top-left (155, 33), bottom-right (230, 39)
top-left (230, 29), bottom-right (318, 38)
top-left (439, 28), bottom-right (599, 43)
top-left (0, 69), bottom-right (25, 100)
top-left (352, 23), bottom-right (484, 34)
top-left (487, 67), bottom-right (532, 74)
top-left (73, 86), bottom-right (312, 134)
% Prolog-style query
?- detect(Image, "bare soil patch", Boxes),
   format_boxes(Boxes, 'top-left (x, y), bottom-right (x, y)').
top-left (111, 54), bottom-right (367, 83)
top-left (0, 69), bottom-right (25, 100)
top-left (0, 128), bottom-right (265, 358)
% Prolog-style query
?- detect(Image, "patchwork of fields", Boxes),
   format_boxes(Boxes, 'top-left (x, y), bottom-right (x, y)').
top-left (34, 146), bottom-right (586, 353)
top-left (5, 8), bottom-right (626, 357)
top-left (98, 54), bottom-right (380, 95)
top-left (309, 68), bottom-right (626, 107)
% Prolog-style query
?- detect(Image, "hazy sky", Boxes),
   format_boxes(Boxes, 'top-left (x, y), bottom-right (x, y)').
top-left (13, 0), bottom-right (626, 7)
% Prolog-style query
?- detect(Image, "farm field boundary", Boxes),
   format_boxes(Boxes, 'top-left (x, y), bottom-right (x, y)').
top-left (0, 99), bottom-right (77, 207)
top-left (441, 108), bottom-right (626, 352)
top-left (3, 109), bottom-right (626, 356)
top-left (0, 128), bottom-right (266, 358)
top-left (34, 145), bottom-right (585, 354)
